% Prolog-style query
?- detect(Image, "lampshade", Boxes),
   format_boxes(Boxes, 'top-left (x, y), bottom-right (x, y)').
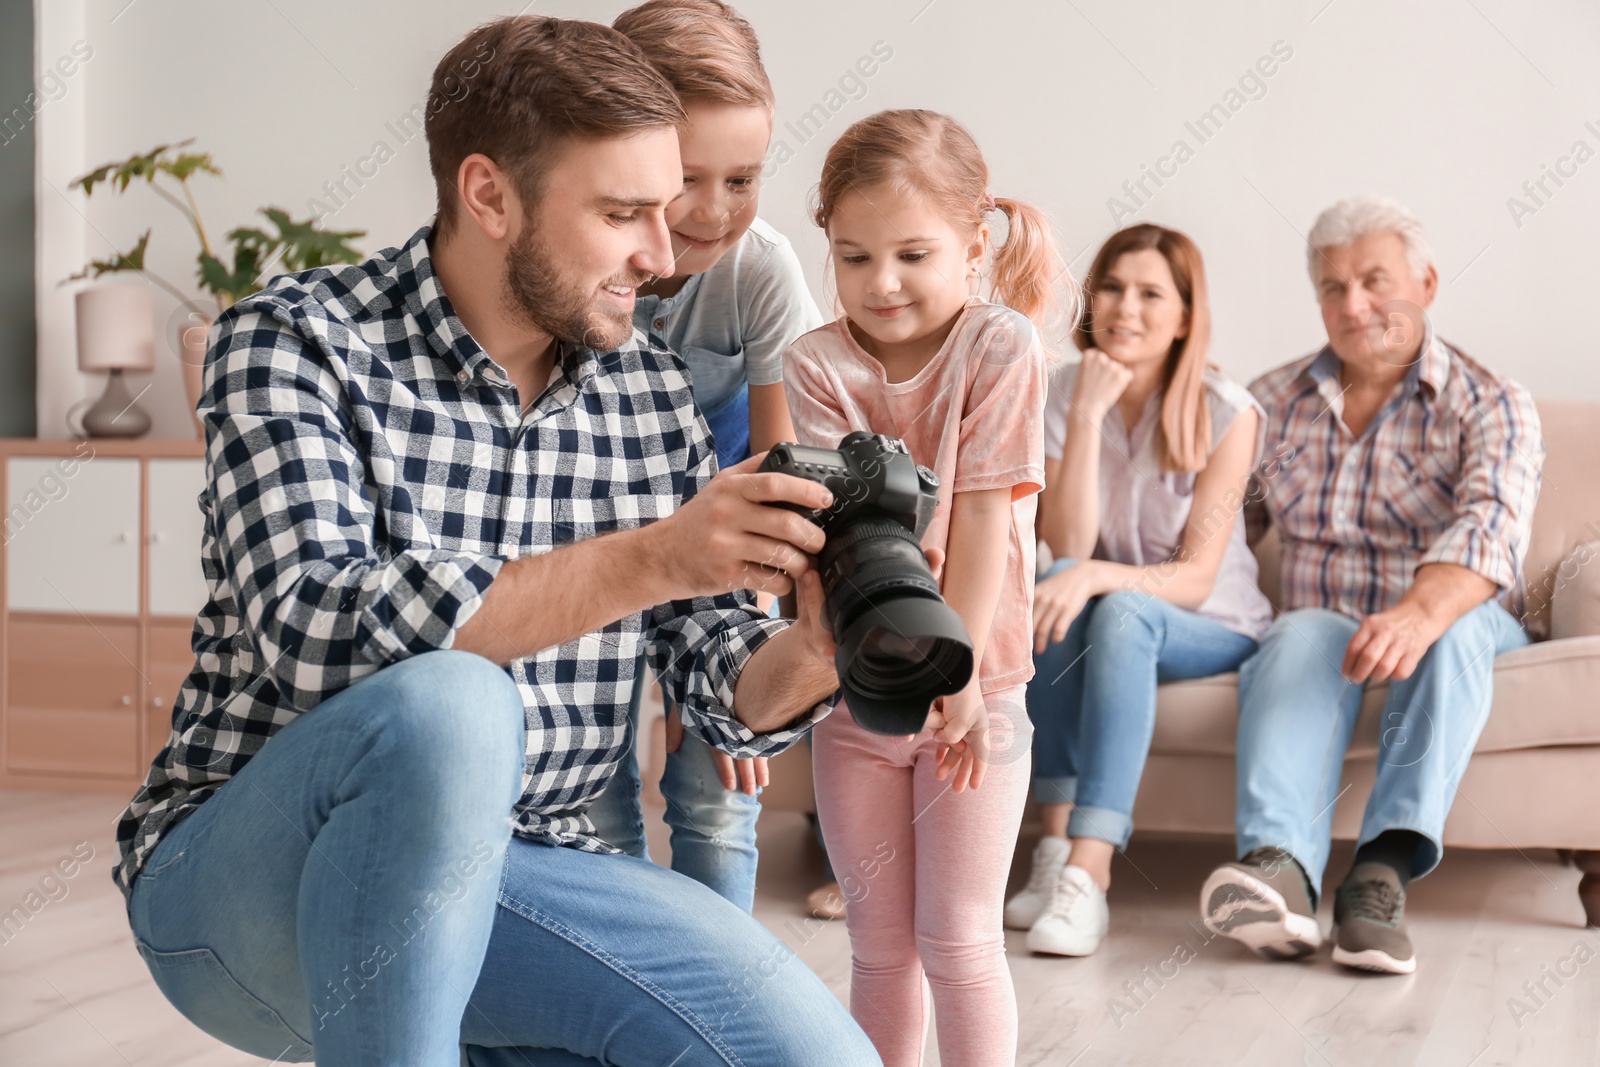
top-left (75, 283), bottom-right (156, 373)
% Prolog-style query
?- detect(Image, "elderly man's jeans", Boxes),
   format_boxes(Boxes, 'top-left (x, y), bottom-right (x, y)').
top-left (1027, 558), bottom-right (1260, 848)
top-left (587, 665), bottom-right (761, 911)
top-left (125, 651), bottom-right (877, 1067)
top-left (1235, 601), bottom-right (1530, 900)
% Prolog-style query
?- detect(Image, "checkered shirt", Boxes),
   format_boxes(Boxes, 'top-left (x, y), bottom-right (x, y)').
top-left (1245, 330), bottom-right (1544, 620)
top-left (113, 224), bottom-right (825, 901)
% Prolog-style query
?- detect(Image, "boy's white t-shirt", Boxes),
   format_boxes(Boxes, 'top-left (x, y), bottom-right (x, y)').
top-left (633, 216), bottom-right (822, 417)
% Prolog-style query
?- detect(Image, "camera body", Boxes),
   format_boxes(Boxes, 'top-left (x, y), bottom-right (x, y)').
top-left (759, 431), bottom-right (974, 736)
top-left (761, 431), bottom-right (939, 542)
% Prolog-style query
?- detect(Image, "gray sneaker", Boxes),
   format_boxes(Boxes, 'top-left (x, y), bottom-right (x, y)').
top-left (1200, 846), bottom-right (1323, 960)
top-left (1331, 863), bottom-right (1416, 974)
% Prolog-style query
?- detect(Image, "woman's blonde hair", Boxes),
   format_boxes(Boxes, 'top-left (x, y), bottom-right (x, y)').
top-left (613, 0), bottom-right (774, 110)
top-left (810, 109), bottom-right (1074, 333)
top-left (1075, 223), bottom-right (1213, 473)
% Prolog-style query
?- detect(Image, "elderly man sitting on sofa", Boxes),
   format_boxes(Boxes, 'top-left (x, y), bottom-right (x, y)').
top-left (1200, 195), bottom-right (1545, 975)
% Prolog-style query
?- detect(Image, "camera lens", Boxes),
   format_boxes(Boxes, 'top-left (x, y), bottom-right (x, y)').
top-left (858, 630), bottom-right (935, 663)
top-left (819, 520), bottom-right (974, 735)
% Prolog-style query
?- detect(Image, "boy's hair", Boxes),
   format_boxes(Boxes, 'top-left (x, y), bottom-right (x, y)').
top-left (425, 16), bottom-right (685, 235)
top-left (613, 0), bottom-right (774, 109)
top-left (811, 109), bottom-right (1075, 332)
top-left (1077, 224), bottom-right (1214, 474)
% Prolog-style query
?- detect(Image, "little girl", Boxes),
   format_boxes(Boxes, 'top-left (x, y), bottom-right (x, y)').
top-left (784, 109), bottom-right (1067, 1067)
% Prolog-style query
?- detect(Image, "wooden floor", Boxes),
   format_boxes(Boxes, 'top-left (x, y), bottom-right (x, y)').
top-left (2, 788), bottom-right (1596, 1066)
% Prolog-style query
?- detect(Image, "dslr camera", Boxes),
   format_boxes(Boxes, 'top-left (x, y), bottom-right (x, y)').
top-left (760, 431), bottom-right (974, 735)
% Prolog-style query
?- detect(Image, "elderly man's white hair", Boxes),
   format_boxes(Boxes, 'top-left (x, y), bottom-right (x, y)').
top-left (1305, 195), bottom-right (1434, 285)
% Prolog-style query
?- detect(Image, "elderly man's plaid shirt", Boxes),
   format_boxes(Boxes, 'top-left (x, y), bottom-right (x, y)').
top-left (1245, 330), bottom-right (1544, 621)
top-left (113, 225), bottom-right (825, 900)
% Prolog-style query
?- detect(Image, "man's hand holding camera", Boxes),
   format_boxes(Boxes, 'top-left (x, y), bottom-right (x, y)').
top-left (654, 442), bottom-right (956, 747)
top-left (651, 451), bottom-right (835, 602)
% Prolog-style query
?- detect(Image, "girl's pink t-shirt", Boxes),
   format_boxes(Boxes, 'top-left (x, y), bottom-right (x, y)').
top-left (783, 300), bottom-right (1047, 692)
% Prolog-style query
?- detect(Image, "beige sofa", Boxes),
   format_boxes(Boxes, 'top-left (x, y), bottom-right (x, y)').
top-left (755, 398), bottom-right (1600, 923)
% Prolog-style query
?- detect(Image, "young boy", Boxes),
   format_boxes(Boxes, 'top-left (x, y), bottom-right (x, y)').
top-left (588, 0), bottom-right (823, 912)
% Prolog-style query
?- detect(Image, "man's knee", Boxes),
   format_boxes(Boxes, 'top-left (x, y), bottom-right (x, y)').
top-left (1418, 602), bottom-right (1511, 676)
top-left (360, 651), bottom-right (525, 781)
top-left (1246, 610), bottom-right (1357, 678)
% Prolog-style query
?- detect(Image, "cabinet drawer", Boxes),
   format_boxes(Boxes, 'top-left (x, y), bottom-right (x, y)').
top-left (6, 456), bottom-right (140, 615)
top-left (145, 621), bottom-right (196, 762)
top-left (148, 459), bottom-right (208, 618)
top-left (5, 619), bottom-right (140, 778)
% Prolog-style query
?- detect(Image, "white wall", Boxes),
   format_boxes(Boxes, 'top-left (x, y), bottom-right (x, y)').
top-left (36, 0), bottom-right (1600, 439)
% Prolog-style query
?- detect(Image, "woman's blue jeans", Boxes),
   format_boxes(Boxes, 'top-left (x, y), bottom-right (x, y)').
top-left (125, 650), bottom-right (877, 1066)
top-left (587, 659), bottom-right (763, 912)
top-left (1026, 559), bottom-right (1259, 848)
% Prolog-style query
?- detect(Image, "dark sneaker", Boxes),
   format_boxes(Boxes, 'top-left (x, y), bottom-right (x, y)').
top-left (1331, 862), bottom-right (1416, 974)
top-left (1200, 846), bottom-right (1323, 959)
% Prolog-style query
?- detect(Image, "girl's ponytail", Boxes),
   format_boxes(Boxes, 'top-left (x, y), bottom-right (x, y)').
top-left (990, 197), bottom-right (1077, 336)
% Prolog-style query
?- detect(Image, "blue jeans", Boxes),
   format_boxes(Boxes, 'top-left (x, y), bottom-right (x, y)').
top-left (125, 651), bottom-right (877, 1066)
top-left (1027, 559), bottom-right (1260, 848)
top-left (1235, 601), bottom-right (1530, 899)
top-left (587, 657), bottom-right (763, 912)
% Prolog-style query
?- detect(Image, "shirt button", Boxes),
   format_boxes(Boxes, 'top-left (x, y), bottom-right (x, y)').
top-left (653, 318), bottom-right (665, 330)
top-left (455, 369), bottom-right (470, 384)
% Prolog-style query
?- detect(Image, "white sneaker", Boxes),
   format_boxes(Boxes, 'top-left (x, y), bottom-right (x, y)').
top-left (1026, 865), bottom-right (1109, 957)
top-left (1004, 836), bottom-right (1072, 930)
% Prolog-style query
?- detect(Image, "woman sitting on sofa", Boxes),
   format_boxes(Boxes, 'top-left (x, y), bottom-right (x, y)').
top-left (1005, 223), bottom-right (1273, 957)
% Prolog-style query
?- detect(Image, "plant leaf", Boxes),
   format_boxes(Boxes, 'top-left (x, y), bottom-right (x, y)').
top-left (158, 152), bottom-right (222, 183)
top-left (69, 139), bottom-right (201, 197)
top-left (255, 207), bottom-right (365, 273)
top-left (62, 230), bottom-right (151, 284)
top-left (197, 247), bottom-right (263, 306)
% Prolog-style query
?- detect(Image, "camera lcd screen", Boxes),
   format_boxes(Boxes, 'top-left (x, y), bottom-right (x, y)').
top-left (780, 445), bottom-right (844, 467)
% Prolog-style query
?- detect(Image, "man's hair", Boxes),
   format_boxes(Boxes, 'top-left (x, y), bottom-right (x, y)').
top-left (1306, 194), bottom-right (1434, 285)
top-left (613, 0), bottom-right (774, 109)
top-left (424, 16), bottom-right (686, 235)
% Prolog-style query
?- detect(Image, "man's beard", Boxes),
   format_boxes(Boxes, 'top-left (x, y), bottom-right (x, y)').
top-left (503, 226), bottom-right (650, 351)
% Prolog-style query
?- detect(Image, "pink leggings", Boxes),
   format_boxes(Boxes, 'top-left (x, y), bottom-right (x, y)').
top-left (812, 687), bottom-right (1032, 1067)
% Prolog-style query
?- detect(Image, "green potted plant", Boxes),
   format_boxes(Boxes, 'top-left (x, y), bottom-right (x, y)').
top-left (63, 139), bottom-right (365, 436)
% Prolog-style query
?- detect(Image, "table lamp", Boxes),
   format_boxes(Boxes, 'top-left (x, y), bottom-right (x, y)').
top-left (74, 283), bottom-right (155, 438)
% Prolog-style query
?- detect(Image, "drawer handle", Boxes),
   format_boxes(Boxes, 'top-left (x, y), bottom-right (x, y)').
top-left (150, 531), bottom-right (166, 544)
top-left (151, 696), bottom-right (165, 708)
top-left (117, 531), bottom-right (133, 543)
top-left (120, 695), bottom-right (132, 706)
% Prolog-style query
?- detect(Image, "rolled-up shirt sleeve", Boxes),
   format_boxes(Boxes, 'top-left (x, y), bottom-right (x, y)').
top-left (207, 301), bottom-right (505, 711)
top-left (641, 426), bottom-right (835, 758)
top-left (1419, 381), bottom-right (1544, 591)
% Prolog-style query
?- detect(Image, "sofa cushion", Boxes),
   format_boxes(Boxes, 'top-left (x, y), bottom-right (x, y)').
top-left (1149, 634), bottom-right (1600, 758)
top-left (1515, 400), bottom-right (1600, 639)
top-left (1551, 541), bottom-right (1600, 639)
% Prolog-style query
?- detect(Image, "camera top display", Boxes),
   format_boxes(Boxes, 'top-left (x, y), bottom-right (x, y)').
top-left (761, 431), bottom-right (941, 541)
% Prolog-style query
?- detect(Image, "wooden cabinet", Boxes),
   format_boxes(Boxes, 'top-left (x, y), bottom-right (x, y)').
top-left (145, 621), bottom-right (197, 765)
top-left (147, 460), bottom-right (208, 618)
top-left (0, 440), bottom-right (208, 792)
top-left (7, 456), bottom-right (140, 614)
top-left (6, 620), bottom-right (141, 778)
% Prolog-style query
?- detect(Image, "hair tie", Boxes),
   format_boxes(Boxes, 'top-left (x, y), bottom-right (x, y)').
top-left (982, 193), bottom-right (997, 211)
